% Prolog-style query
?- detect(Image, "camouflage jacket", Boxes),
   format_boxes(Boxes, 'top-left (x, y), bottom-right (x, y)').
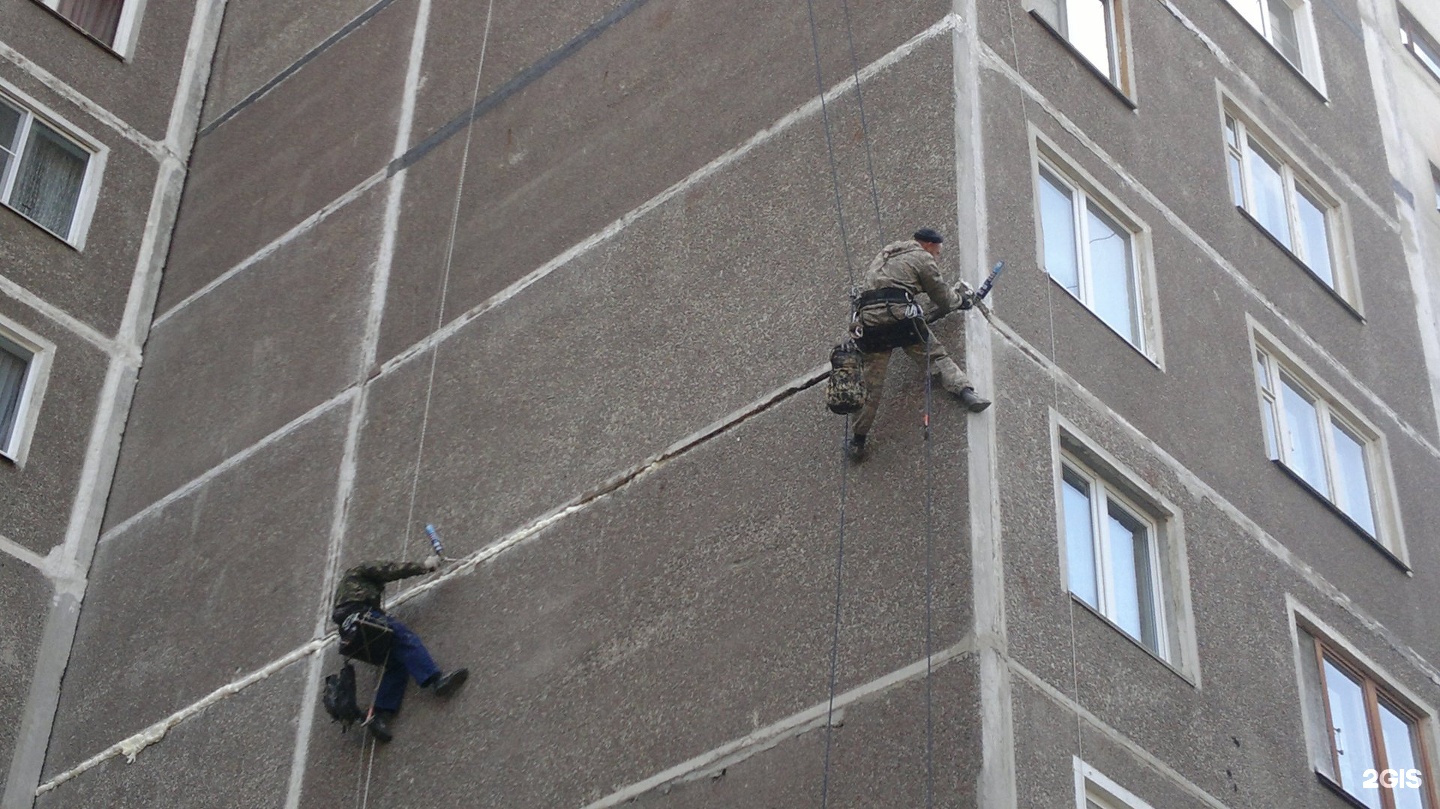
top-left (863, 240), bottom-right (965, 314)
top-left (332, 560), bottom-right (431, 616)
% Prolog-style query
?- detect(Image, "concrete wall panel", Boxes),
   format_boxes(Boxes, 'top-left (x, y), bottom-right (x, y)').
top-left (43, 407), bottom-right (347, 775)
top-left (0, 299), bottom-right (108, 556)
top-left (303, 386), bottom-right (972, 807)
top-left (375, 6), bottom-right (953, 363)
top-left (0, 561), bottom-right (50, 777)
top-left (35, 661), bottom-right (304, 809)
top-left (158, 0), bottom-right (416, 312)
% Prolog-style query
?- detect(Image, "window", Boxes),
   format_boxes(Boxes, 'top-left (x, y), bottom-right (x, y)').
top-left (1074, 759), bottom-right (1158, 809)
top-left (0, 323), bottom-right (51, 466)
top-left (1400, 7), bottom-right (1440, 83)
top-left (1037, 162), bottom-right (1148, 351)
top-left (1255, 346), bottom-right (1382, 537)
top-left (1316, 644), bottom-right (1437, 809)
top-left (1060, 457), bottom-right (1166, 657)
top-left (1225, 113), bottom-right (1343, 293)
top-left (36, 0), bottom-right (133, 50)
top-left (0, 93), bottom-right (94, 242)
top-left (1030, 0), bottom-right (1129, 91)
top-left (1225, 0), bottom-right (1321, 80)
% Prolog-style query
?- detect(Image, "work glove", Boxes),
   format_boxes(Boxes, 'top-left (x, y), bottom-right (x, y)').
top-left (423, 554), bottom-right (443, 571)
top-left (954, 281), bottom-right (977, 310)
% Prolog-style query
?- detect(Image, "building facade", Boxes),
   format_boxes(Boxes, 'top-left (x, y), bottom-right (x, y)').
top-left (1, 0), bottom-right (1438, 807)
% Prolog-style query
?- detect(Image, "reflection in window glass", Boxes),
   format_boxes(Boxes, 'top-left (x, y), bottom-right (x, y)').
top-left (1324, 659), bottom-right (1381, 808)
top-left (1063, 472), bottom-right (1098, 608)
top-left (1331, 422), bottom-right (1375, 534)
top-left (1296, 186), bottom-right (1333, 284)
top-left (1281, 377), bottom-right (1328, 495)
top-left (1067, 0), bottom-right (1114, 78)
top-left (1379, 703), bottom-right (1425, 809)
top-left (1248, 143), bottom-right (1291, 248)
top-left (1267, 0), bottom-right (1302, 63)
top-left (1087, 203), bottom-right (1137, 343)
top-left (1041, 171), bottom-right (1080, 297)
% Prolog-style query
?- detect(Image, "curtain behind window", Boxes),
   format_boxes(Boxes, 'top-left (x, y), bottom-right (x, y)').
top-left (55, 0), bottom-right (124, 46)
top-left (11, 121), bottom-right (88, 239)
top-left (0, 344), bottom-right (29, 451)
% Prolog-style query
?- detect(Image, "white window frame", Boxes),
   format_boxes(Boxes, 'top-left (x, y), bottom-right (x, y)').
top-left (1032, 137), bottom-right (1161, 364)
top-left (1073, 758), bottom-right (1158, 809)
top-left (1052, 415), bottom-right (1199, 680)
top-left (1027, 0), bottom-right (1134, 95)
top-left (1290, 602), bottom-right (1440, 809)
top-left (0, 318), bottom-right (54, 469)
top-left (35, 0), bottom-right (148, 57)
top-left (1223, 0), bottom-right (1326, 89)
top-left (1249, 322), bottom-right (1405, 561)
top-left (1400, 6), bottom-right (1440, 84)
top-left (1223, 107), bottom-right (1354, 302)
top-left (0, 81), bottom-right (106, 249)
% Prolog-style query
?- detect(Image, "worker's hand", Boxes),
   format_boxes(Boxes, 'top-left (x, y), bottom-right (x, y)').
top-left (954, 281), bottom-right (976, 310)
top-left (423, 554), bottom-right (443, 571)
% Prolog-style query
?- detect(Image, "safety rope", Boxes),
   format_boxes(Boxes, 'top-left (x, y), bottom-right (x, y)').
top-left (837, 0), bottom-right (884, 248)
top-left (356, 646), bottom-right (393, 809)
top-left (922, 332), bottom-right (936, 809)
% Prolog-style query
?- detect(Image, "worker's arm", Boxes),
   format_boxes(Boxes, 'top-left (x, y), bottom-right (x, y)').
top-left (911, 253), bottom-right (966, 314)
top-left (350, 560), bottom-right (434, 584)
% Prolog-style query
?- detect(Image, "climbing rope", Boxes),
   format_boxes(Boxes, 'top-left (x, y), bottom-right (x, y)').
top-left (922, 333), bottom-right (937, 809)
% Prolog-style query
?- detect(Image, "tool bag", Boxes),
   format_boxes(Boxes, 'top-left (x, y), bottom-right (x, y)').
top-left (337, 610), bottom-right (394, 666)
top-left (825, 340), bottom-right (866, 415)
top-left (322, 662), bottom-right (365, 731)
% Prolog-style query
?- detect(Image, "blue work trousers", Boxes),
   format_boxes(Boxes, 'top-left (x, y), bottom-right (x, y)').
top-left (369, 610), bottom-right (441, 712)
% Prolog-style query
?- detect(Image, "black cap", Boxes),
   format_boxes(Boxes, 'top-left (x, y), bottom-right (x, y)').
top-left (913, 227), bottom-right (944, 244)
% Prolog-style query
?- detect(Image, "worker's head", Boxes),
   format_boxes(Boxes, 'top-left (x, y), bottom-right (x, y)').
top-left (914, 227), bottom-right (944, 257)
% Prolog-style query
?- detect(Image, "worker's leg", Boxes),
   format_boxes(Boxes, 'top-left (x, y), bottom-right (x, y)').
top-left (851, 349), bottom-right (893, 437)
top-left (373, 615), bottom-right (442, 712)
top-left (902, 335), bottom-right (969, 396)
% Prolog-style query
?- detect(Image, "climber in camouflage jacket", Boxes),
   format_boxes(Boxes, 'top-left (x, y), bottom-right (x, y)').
top-left (331, 558), bottom-right (438, 620)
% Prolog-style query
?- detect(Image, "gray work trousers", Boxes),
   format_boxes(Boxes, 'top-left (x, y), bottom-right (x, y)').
top-left (852, 337), bottom-right (969, 436)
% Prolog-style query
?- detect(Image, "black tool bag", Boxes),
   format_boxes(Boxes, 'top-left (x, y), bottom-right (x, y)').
top-left (850, 287), bottom-right (929, 353)
top-left (323, 662), bottom-right (365, 731)
top-left (825, 340), bottom-right (866, 415)
top-left (338, 610), bottom-right (394, 666)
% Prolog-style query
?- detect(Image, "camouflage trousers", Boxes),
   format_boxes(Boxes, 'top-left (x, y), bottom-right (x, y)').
top-left (851, 337), bottom-right (970, 436)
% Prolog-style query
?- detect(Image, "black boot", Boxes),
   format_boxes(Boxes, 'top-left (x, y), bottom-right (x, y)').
top-left (365, 710), bottom-right (393, 744)
top-left (848, 433), bottom-right (868, 462)
top-left (429, 669), bottom-right (469, 697)
top-left (958, 387), bottom-right (992, 413)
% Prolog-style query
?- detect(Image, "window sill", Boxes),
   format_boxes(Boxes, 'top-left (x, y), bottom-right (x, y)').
top-left (1027, 11), bottom-right (1137, 111)
top-left (1234, 206), bottom-right (1363, 322)
top-left (1069, 594), bottom-right (1197, 687)
top-left (28, 0), bottom-right (129, 62)
top-left (1216, 2), bottom-right (1329, 103)
top-left (1315, 770), bottom-right (1380, 809)
top-left (1046, 276), bottom-right (1163, 371)
top-left (0, 204), bottom-right (80, 251)
top-left (1269, 459), bottom-right (1410, 574)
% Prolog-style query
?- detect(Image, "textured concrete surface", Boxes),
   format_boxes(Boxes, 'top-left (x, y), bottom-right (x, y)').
top-left (304, 384), bottom-right (972, 807)
top-left (0, 0), bottom-right (196, 140)
top-left (44, 408), bottom-right (347, 775)
top-left (201, 0), bottom-right (396, 127)
top-left (375, 4), bottom-right (953, 363)
top-left (35, 660), bottom-right (305, 809)
top-left (158, 0), bottom-right (416, 311)
top-left (0, 298), bottom-right (108, 556)
top-left (0, 561), bottom-right (49, 779)
top-left (104, 182), bottom-right (384, 528)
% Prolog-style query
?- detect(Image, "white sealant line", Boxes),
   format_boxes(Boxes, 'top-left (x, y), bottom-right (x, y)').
top-left (1010, 661), bottom-right (1234, 809)
top-left (984, 313), bottom-right (1440, 688)
top-left (0, 274), bottom-right (120, 358)
top-left (0, 532), bottom-right (51, 575)
top-left (581, 640), bottom-right (976, 809)
top-left (36, 637), bottom-right (329, 796)
top-left (38, 362), bottom-right (829, 790)
top-left (0, 40), bottom-right (171, 162)
top-left (979, 45), bottom-right (1440, 463)
top-left (97, 391), bottom-right (356, 544)
top-left (150, 169), bottom-right (388, 329)
top-left (1152, 0), bottom-right (1399, 231)
top-left (283, 0), bottom-right (432, 803)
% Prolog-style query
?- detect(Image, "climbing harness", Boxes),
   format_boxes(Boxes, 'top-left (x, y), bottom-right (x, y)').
top-left (337, 610), bottom-right (396, 667)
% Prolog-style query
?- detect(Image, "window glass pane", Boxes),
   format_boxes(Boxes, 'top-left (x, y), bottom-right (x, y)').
top-left (1228, 153), bottom-right (1245, 208)
top-left (1266, 0), bottom-right (1302, 64)
top-left (1062, 471), bottom-right (1098, 608)
top-left (1330, 421), bottom-right (1376, 535)
top-left (0, 340), bottom-right (30, 449)
top-left (1247, 142), bottom-right (1292, 248)
top-left (1232, 0), bottom-right (1264, 29)
top-left (1280, 377), bottom-right (1329, 496)
top-left (1040, 171), bottom-right (1081, 297)
top-left (1066, 0), bottom-right (1115, 79)
top-left (1107, 502), bottom-right (1159, 652)
top-left (1295, 186), bottom-right (1334, 285)
top-left (0, 102), bottom-right (21, 181)
top-left (1324, 659), bottom-right (1382, 808)
top-left (1379, 703), bottom-right (1425, 809)
top-left (54, 0), bottom-right (125, 47)
top-left (1255, 351), bottom-right (1272, 391)
top-left (11, 121), bottom-right (87, 239)
top-left (1225, 116), bottom-right (1240, 148)
top-left (1085, 202), bottom-right (1138, 344)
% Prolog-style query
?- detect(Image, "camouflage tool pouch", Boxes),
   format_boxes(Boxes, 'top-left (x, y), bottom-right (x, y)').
top-left (826, 340), bottom-right (866, 415)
